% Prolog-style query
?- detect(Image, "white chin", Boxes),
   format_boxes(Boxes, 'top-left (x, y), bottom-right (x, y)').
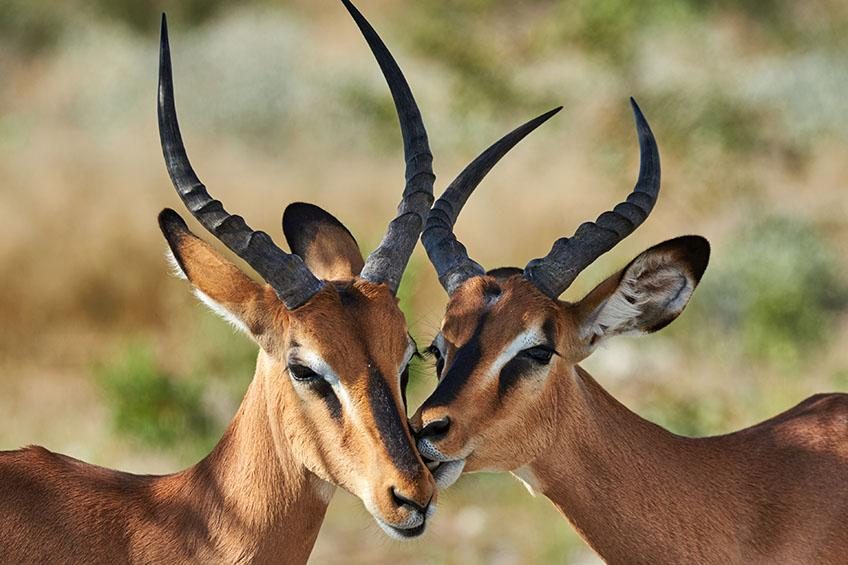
top-left (374, 518), bottom-right (427, 540)
top-left (433, 459), bottom-right (465, 489)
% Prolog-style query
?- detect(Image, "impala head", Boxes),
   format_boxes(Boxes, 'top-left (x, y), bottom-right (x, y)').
top-left (412, 101), bottom-right (709, 486)
top-left (156, 3), bottom-right (436, 538)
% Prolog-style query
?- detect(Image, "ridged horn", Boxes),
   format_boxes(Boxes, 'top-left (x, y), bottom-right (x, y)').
top-left (422, 107), bottom-right (562, 294)
top-left (523, 98), bottom-right (660, 298)
top-left (158, 14), bottom-right (323, 309)
top-left (342, 0), bottom-right (435, 294)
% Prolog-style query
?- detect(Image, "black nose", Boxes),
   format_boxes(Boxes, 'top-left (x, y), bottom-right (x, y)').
top-left (418, 417), bottom-right (450, 441)
top-left (390, 488), bottom-right (430, 513)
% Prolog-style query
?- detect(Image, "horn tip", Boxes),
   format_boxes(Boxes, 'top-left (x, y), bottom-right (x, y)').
top-left (538, 105), bottom-right (563, 124)
top-left (159, 13), bottom-right (170, 55)
top-left (629, 97), bottom-right (650, 128)
top-left (628, 97), bottom-right (656, 144)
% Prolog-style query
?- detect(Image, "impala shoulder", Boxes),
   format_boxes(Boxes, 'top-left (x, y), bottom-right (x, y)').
top-left (804, 393), bottom-right (848, 426)
top-left (0, 446), bottom-right (63, 498)
top-left (1, 445), bottom-right (62, 469)
top-left (770, 393), bottom-right (848, 450)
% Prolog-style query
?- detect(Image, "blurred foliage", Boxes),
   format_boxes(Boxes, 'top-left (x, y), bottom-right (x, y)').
top-left (95, 342), bottom-right (216, 456)
top-left (90, 0), bottom-right (228, 34)
top-left (639, 389), bottom-right (732, 438)
top-left (649, 90), bottom-right (771, 156)
top-left (3, 1), bottom-right (848, 561)
top-left (93, 303), bottom-right (260, 461)
top-left (689, 216), bottom-right (848, 365)
top-left (0, 0), bottom-right (223, 55)
top-left (337, 79), bottom-right (403, 152)
top-left (398, 1), bottom-right (531, 114)
top-left (0, 0), bottom-right (71, 54)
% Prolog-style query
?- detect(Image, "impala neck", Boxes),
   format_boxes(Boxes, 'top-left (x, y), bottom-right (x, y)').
top-left (525, 365), bottom-right (736, 563)
top-left (157, 354), bottom-right (332, 563)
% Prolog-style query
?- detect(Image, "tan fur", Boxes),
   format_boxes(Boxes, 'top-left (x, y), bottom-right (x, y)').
top-left (0, 223), bottom-right (434, 563)
top-left (414, 242), bottom-right (848, 563)
top-left (300, 223), bottom-right (365, 280)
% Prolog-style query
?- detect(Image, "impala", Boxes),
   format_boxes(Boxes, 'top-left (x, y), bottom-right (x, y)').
top-left (0, 3), bottom-right (437, 562)
top-left (413, 100), bottom-right (848, 563)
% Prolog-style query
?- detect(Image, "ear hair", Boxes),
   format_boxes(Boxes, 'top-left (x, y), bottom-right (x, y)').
top-left (193, 289), bottom-right (251, 335)
top-left (577, 235), bottom-right (709, 349)
top-left (581, 273), bottom-right (644, 342)
top-left (585, 254), bottom-right (690, 340)
top-left (165, 248), bottom-right (188, 280)
top-left (159, 208), bottom-right (275, 341)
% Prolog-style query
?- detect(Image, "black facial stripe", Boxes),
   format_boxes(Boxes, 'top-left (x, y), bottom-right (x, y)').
top-left (542, 318), bottom-right (556, 348)
top-left (311, 379), bottom-right (342, 421)
top-left (367, 363), bottom-right (420, 475)
top-left (498, 357), bottom-right (533, 399)
top-left (424, 312), bottom-right (488, 408)
top-left (499, 320), bottom-right (556, 399)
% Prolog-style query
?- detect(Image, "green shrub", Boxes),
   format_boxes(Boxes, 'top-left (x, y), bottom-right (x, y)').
top-left (96, 342), bottom-right (215, 453)
top-left (692, 216), bottom-right (848, 365)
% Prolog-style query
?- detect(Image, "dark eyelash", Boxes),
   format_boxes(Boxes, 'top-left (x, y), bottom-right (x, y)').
top-left (518, 345), bottom-right (559, 364)
top-left (288, 364), bottom-right (320, 381)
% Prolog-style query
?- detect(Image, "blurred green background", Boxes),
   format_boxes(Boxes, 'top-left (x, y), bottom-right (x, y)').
top-left (1, 1), bottom-right (847, 563)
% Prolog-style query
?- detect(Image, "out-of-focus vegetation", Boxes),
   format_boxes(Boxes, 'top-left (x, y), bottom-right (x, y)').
top-left (2, 1), bottom-right (848, 563)
top-left (695, 216), bottom-right (848, 365)
top-left (96, 342), bottom-right (215, 456)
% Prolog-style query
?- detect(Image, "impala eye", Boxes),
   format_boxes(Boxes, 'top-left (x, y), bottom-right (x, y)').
top-left (518, 345), bottom-right (556, 365)
top-left (288, 364), bottom-right (321, 382)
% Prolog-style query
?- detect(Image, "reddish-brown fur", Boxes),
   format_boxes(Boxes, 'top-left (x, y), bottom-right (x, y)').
top-left (414, 241), bottom-right (848, 563)
top-left (0, 218), bottom-right (434, 563)
top-left (0, 372), bottom-right (327, 564)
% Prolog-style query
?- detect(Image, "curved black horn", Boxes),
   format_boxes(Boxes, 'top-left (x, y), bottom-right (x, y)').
top-left (342, 0), bottom-right (435, 294)
top-left (422, 107), bottom-right (562, 295)
top-left (523, 98), bottom-right (660, 298)
top-left (158, 14), bottom-right (323, 309)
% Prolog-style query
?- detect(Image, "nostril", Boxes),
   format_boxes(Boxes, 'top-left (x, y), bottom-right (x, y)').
top-left (390, 487), bottom-right (428, 513)
top-left (418, 416), bottom-right (451, 440)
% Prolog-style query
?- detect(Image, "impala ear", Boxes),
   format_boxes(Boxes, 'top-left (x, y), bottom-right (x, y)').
top-left (487, 267), bottom-right (523, 282)
top-left (575, 236), bottom-right (709, 352)
top-left (283, 203), bottom-right (364, 281)
top-left (159, 209), bottom-right (278, 340)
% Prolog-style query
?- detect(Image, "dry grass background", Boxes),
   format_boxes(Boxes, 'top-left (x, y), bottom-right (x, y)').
top-left (2, 1), bottom-right (848, 562)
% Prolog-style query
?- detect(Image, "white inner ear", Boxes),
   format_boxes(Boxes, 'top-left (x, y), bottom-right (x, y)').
top-left (165, 248), bottom-right (188, 280)
top-left (586, 253), bottom-right (692, 341)
top-left (193, 289), bottom-right (250, 335)
top-left (589, 284), bottom-right (645, 339)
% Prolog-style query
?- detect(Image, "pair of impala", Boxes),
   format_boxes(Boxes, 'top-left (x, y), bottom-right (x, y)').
top-left (2, 2), bottom-right (846, 563)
